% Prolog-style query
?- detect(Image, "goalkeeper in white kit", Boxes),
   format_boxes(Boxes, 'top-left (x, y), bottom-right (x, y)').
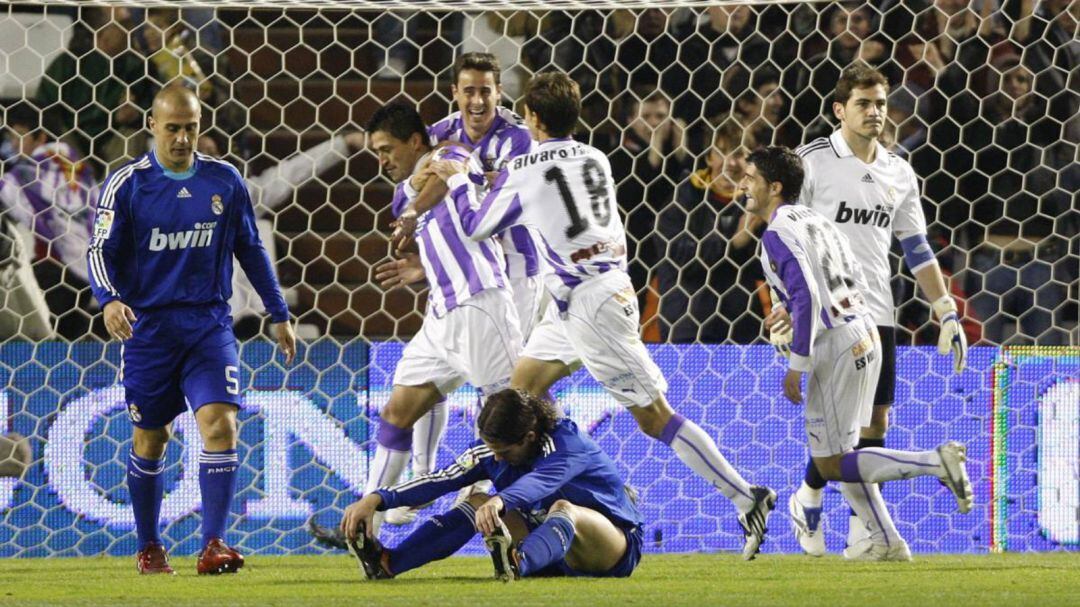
top-left (782, 63), bottom-right (970, 557)
top-left (743, 145), bottom-right (973, 561)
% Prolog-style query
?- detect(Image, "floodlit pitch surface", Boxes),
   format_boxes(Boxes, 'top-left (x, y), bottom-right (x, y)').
top-left (1, 553), bottom-right (1076, 606)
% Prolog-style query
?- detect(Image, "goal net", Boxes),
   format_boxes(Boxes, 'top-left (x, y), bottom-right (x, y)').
top-left (0, 1), bottom-right (1076, 558)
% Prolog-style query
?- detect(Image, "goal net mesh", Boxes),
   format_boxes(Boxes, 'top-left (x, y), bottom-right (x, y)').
top-left (0, 1), bottom-right (1076, 557)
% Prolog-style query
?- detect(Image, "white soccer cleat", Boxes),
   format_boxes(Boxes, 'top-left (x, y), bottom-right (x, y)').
top-left (848, 539), bottom-right (912, 562)
top-left (937, 441), bottom-right (974, 514)
top-left (738, 486), bottom-right (776, 561)
top-left (383, 506), bottom-right (419, 526)
top-left (843, 513), bottom-right (871, 559)
top-left (788, 493), bottom-right (826, 557)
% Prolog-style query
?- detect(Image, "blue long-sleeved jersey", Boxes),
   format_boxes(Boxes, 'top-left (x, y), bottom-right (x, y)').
top-left (87, 151), bottom-right (288, 322)
top-left (375, 418), bottom-right (642, 530)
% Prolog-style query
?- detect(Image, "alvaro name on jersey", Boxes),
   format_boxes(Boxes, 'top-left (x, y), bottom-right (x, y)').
top-left (796, 131), bottom-right (932, 327)
top-left (444, 138), bottom-right (628, 311)
top-left (87, 151), bottom-right (288, 322)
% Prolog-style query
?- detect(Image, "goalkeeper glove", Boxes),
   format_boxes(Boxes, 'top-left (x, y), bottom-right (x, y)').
top-left (932, 295), bottom-right (967, 374)
top-left (769, 322), bottom-right (792, 359)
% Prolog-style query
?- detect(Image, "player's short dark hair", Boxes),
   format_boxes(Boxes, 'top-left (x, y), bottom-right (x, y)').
top-left (747, 146), bottom-right (804, 203)
top-left (523, 72), bottom-right (580, 138)
top-left (834, 63), bottom-right (890, 105)
top-left (477, 389), bottom-right (560, 446)
top-left (365, 103), bottom-right (426, 143)
top-left (453, 52), bottom-right (501, 86)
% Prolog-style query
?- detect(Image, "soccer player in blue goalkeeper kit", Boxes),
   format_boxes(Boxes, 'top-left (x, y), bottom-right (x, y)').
top-left (315, 389), bottom-right (644, 581)
top-left (87, 86), bottom-right (296, 575)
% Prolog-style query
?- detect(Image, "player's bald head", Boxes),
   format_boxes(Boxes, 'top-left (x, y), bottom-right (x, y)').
top-left (152, 85), bottom-right (200, 120)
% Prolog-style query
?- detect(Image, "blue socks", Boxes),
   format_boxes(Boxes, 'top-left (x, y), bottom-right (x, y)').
top-left (199, 448), bottom-right (239, 547)
top-left (387, 502), bottom-right (479, 575)
top-left (128, 451), bottom-right (165, 551)
top-left (517, 512), bottom-right (576, 577)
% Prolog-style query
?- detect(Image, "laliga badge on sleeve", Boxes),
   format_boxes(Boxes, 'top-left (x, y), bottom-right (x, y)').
top-left (93, 209), bottom-right (114, 239)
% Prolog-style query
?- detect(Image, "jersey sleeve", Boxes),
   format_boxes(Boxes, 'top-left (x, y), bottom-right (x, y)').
top-left (497, 434), bottom-right (591, 513)
top-left (375, 444), bottom-right (491, 509)
top-left (761, 221), bottom-right (820, 372)
top-left (444, 167), bottom-right (524, 241)
top-left (86, 172), bottom-right (131, 308)
top-left (797, 153), bottom-right (815, 207)
top-left (231, 174), bottom-right (290, 323)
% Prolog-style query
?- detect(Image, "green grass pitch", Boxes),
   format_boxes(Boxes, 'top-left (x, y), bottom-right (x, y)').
top-left (1, 552), bottom-right (1077, 606)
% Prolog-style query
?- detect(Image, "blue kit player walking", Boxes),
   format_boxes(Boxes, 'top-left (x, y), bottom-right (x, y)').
top-left (87, 86), bottom-right (297, 575)
top-left (317, 389), bottom-right (644, 581)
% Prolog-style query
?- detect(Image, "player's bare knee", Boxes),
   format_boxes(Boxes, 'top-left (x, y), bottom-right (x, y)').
top-left (812, 455), bottom-right (844, 481)
top-left (861, 406), bottom-right (889, 439)
top-left (548, 499), bottom-right (577, 522)
top-left (631, 400), bottom-right (673, 439)
top-left (466, 493), bottom-right (492, 509)
top-left (132, 426), bottom-right (170, 459)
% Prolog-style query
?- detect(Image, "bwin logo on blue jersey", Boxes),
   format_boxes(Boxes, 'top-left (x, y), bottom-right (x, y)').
top-left (148, 225), bottom-right (215, 251)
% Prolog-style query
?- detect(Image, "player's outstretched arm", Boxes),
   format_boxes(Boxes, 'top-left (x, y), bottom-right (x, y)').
top-left (272, 320), bottom-right (296, 366)
top-left (374, 252), bottom-right (426, 289)
top-left (102, 300), bottom-right (137, 341)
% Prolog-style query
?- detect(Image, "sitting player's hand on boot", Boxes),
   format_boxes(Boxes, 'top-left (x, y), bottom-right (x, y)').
top-left (341, 493), bottom-right (382, 541)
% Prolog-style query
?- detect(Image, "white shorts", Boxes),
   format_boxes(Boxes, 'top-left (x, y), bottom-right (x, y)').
top-left (522, 303), bottom-right (581, 368)
top-left (394, 288), bottom-right (522, 396)
top-left (526, 271), bottom-right (667, 408)
top-left (510, 274), bottom-right (546, 342)
top-left (804, 317), bottom-right (881, 457)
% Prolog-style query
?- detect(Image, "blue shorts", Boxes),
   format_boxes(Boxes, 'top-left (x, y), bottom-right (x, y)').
top-left (530, 523), bottom-right (644, 579)
top-left (122, 303), bottom-right (241, 428)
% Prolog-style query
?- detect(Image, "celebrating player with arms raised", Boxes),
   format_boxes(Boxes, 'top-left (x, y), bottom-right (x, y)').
top-left (429, 72), bottom-right (775, 560)
top-left (782, 64), bottom-right (970, 557)
top-left (743, 145), bottom-right (972, 561)
top-left (87, 86), bottom-right (296, 575)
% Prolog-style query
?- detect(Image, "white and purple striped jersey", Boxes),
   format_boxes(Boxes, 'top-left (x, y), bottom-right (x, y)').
top-left (0, 142), bottom-right (98, 282)
top-left (797, 131), bottom-right (932, 327)
top-left (426, 107), bottom-right (541, 280)
top-left (392, 144), bottom-right (508, 318)
top-left (444, 138), bottom-right (628, 312)
top-left (760, 204), bottom-right (871, 372)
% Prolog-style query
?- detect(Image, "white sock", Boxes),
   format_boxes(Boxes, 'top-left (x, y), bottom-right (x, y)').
top-left (839, 482), bottom-right (903, 547)
top-left (843, 448), bottom-right (943, 484)
top-left (796, 481), bottom-right (823, 509)
top-left (411, 400), bottom-right (448, 477)
top-left (364, 445), bottom-right (410, 495)
top-left (663, 416), bottom-right (755, 512)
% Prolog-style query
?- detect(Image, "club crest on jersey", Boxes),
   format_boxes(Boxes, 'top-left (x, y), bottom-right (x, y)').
top-left (211, 194), bottom-right (223, 215)
top-left (127, 402), bottom-right (142, 423)
top-left (93, 209), bottom-right (114, 239)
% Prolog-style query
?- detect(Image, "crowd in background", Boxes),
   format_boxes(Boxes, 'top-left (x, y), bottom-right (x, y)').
top-left (0, 1), bottom-right (1076, 345)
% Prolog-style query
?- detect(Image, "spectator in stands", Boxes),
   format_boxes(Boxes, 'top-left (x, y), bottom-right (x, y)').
top-left (0, 102), bottom-right (100, 340)
top-left (607, 92), bottom-right (693, 307)
top-left (35, 7), bottom-right (159, 174)
top-left (726, 68), bottom-right (795, 147)
top-left (653, 121), bottom-right (765, 344)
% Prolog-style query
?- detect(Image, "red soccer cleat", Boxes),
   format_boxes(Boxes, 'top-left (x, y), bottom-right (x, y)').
top-left (196, 538), bottom-right (245, 575)
top-left (136, 542), bottom-right (176, 575)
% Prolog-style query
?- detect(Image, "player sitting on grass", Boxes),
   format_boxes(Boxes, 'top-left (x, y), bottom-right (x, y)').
top-left (742, 145), bottom-right (973, 561)
top-left (317, 388), bottom-right (644, 581)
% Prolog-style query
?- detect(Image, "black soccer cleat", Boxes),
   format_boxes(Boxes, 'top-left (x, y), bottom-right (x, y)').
top-left (346, 522), bottom-right (393, 580)
top-left (738, 486), bottom-right (777, 561)
top-left (484, 518), bottom-right (520, 582)
top-left (307, 518), bottom-right (349, 551)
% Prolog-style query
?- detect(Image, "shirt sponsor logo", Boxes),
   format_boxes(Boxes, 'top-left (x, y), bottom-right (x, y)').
top-left (148, 223), bottom-right (216, 251)
top-left (834, 201), bottom-right (891, 228)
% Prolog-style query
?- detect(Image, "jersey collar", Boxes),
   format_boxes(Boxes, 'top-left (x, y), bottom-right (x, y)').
top-left (150, 150), bottom-right (198, 180)
top-left (830, 130), bottom-right (888, 164)
top-left (538, 137), bottom-right (574, 146)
